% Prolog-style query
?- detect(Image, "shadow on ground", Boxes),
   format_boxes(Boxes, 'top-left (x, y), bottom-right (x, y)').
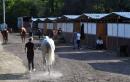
top-left (57, 45), bottom-right (130, 76)
top-left (89, 59), bottom-right (130, 76)
top-left (56, 45), bottom-right (118, 61)
top-left (0, 73), bottom-right (28, 80)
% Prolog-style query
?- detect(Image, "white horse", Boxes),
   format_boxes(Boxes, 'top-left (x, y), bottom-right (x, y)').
top-left (40, 36), bottom-right (55, 73)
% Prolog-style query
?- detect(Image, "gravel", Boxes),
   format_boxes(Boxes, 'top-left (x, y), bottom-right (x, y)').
top-left (0, 33), bottom-right (130, 82)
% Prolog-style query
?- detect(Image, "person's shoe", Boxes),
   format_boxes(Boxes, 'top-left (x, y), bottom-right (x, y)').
top-left (29, 70), bottom-right (32, 73)
top-left (33, 68), bottom-right (36, 72)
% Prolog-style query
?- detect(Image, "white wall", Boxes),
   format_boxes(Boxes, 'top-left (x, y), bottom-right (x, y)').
top-left (81, 22), bottom-right (96, 35)
top-left (66, 23), bottom-right (73, 32)
top-left (17, 17), bottom-right (23, 28)
top-left (47, 23), bottom-right (53, 29)
top-left (107, 23), bottom-right (130, 38)
top-left (57, 23), bottom-right (73, 32)
top-left (38, 23), bottom-right (44, 29)
top-left (118, 24), bottom-right (125, 37)
top-left (125, 24), bottom-right (130, 38)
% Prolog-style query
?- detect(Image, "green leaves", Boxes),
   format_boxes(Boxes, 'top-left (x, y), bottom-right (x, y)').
top-left (0, 0), bottom-right (64, 27)
top-left (1, 0), bottom-right (130, 27)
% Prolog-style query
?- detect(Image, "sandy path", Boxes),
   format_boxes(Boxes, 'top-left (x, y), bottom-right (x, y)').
top-left (0, 33), bottom-right (130, 82)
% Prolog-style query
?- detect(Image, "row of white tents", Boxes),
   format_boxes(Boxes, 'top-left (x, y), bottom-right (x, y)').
top-left (32, 12), bottom-right (130, 22)
top-left (31, 12), bottom-right (130, 51)
top-left (32, 12), bottom-right (130, 39)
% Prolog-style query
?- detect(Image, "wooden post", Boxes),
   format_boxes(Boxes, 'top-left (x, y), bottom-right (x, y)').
top-left (117, 16), bottom-right (120, 50)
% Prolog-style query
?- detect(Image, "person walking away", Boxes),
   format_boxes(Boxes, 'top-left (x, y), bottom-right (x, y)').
top-left (76, 32), bottom-right (81, 49)
top-left (25, 38), bottom-right (35, 72)
top-left (96, 37), bottom-right (103, 50)
top-left (73, 32), bottom-right (77, 49)
top-left (37, 29), bottom-right (42, 39)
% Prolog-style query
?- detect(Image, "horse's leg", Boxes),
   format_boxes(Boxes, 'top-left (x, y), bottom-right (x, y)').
top-left (5, 37), bottom-right (7, 44)
top-left (43, 56), bottom-right (46, 71)
top-left (3, 35), bottom-right (6, 44)
top-left (48, 65), bottom-right (51, 75)
top-left (5, 34), bottom-right (7, 44)
top-left (42, 51), bottom-right (46, 71)
top-left (23, 37), bottom-right (25, 43)
top-left (23, 34), bottom-right (26, 43)
top-left (21, 35), bottom-right (23, 43)
top-left (47, 58), bottom-right (52, 74)
top-left (2, 38), bottom-right (4, 43)
top-left (1, 33), bottom-right (5, 43)
top-left (6, 34), bottom-right (8, 43)
top-left (21, 36), bottom-right (23, 43)
top-left (48, 65), bottom-right (52, 75)
top-left (2, 36), bottom-right (4, 43)
top-left (21, 36), bottom-right (25, 43)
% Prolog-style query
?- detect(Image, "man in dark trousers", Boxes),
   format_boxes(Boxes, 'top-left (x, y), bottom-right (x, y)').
top-left (25, 38), bottom-right (35, 72)
top-left (37, 29), bottom-right (42, 39)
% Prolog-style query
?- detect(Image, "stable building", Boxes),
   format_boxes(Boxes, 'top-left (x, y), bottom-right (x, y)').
top-left (78, 13), bottom-right (109, 48)
top-left (104, 12), bottom-right (130, 55)
top-left (17, 16), bottom-right (32, 32)
top-left (32, 18), bottom-right (46, 35)
top-left (44, 17), bottom-right (57, 36)
top-left (57, 15), bottom-right (80, 42)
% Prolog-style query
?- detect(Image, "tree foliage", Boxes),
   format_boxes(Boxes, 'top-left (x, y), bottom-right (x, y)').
top-left (0, 0), bottom-right (130, 27)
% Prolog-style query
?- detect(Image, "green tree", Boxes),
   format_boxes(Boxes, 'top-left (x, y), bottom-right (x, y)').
top-left (1, 0), bottom-right (130, 28)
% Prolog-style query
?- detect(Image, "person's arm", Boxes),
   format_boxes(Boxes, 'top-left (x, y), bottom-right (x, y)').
top-left (96, 40), bottom-right (99, 44)
top-left (101, 40), bottom-right (103, 44)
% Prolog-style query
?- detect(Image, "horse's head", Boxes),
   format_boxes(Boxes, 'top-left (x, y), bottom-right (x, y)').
top-left (40, 36), bottom-right (49, 42)
top-left (21, 27), bottom-right (26, 32)
top-left (40, 36), bottom-right (55, 50)
top-left (44, 36), bottom-right (49, 40)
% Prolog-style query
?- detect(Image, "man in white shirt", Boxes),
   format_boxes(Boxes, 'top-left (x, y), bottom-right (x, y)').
top-left (76, 32), bottom-right (81, 49)
top-left (96, 37), bottom-right (103, 50)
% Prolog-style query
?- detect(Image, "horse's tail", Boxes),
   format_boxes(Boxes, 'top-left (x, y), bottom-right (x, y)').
top-left (48, 49), bottom-right (55, 65)
top-left (46, 42), bottom-right (55, 65)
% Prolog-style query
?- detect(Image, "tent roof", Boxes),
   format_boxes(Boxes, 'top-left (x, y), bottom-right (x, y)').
top-left (32, 18), bottom-right (45, 21)
top-left (47, 17), bottom-right (57, 21)
top-left (32, 18), bottom-right (38, 21)
top-left (112, 12), bottom-right (130, 19)
top-left (63, 15), bottom-right (80, 19)
top-left (83, 13), bottom-right (109, 19)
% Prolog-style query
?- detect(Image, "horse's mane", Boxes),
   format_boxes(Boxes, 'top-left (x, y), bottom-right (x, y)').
top-left (21, 28), bottom-right (26, 34)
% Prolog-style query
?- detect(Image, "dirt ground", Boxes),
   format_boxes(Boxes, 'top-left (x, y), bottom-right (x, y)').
top-left (0, 33), bottom-right (130, 82)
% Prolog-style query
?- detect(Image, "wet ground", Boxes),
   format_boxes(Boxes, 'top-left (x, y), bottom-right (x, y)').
top-left (0, 33), bottom-right (130, 82)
